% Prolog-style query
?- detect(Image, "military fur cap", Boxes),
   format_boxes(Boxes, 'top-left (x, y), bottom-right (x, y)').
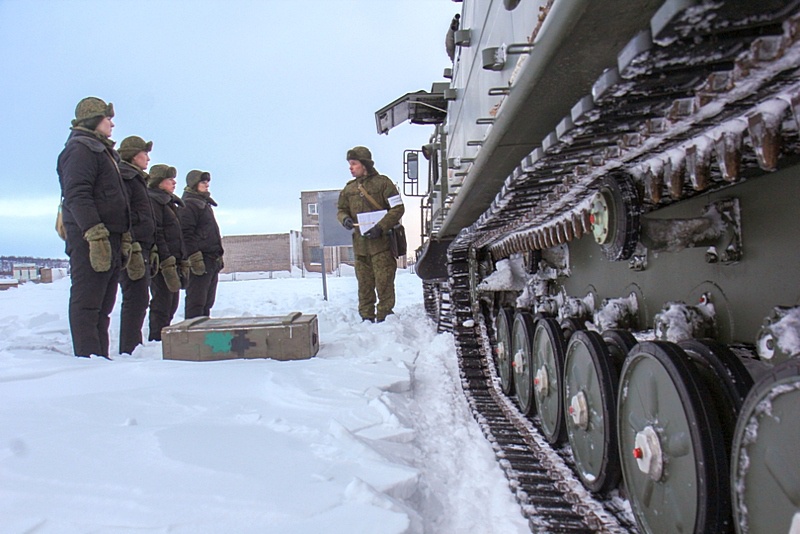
top-left (72, 96), bottom-right (114, 128)
top-left (186, 169), bottom-right (211, 190)
top-left (148, 164), bottom-right (177, 188)
top-left (119, 136), bottom-right (153, 162)
top-left (346, 146), bottom-right (375, 172)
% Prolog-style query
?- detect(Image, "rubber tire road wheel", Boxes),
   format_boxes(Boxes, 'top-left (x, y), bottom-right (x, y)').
top-left (532, 317), bottom-right (568, 445)
top-left (602, 329), bottom-right (637, 373)
top-left (564, 330), bottom-right (622, 493)
top-left (731, 358), bottom-right (800, 534)
top-left (678, 338), bottom-right (754, 453)
top-left (494, 307), bottom-right (515, 396)
top-left (617, 341), bottom-right (729, 534)
top-left (511, 311), bottom-right (536, 416)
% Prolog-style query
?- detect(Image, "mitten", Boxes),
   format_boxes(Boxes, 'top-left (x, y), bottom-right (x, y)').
top-left (342, 217), bottom-right (354, 230)
top-left (188, 251), bottom-right (206, 276)
top-left (83, 223), bottom-right (111, 272)
top-left (216, 255), bottom-right (224, 271)
top-left (160, 256), bottom-right (181, 293)
top-left (363, 225), bottom-right (383, 239)
top-left (126, 242), bottom-right (145, 280)
top-left (180, 259), bottom-right (190, 282)
top-left (120, 231), bottom-right (132, 268)
top-left (149, 244), bottom-right (159, 274)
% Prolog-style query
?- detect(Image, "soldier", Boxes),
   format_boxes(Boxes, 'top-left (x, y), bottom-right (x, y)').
top-left (57, 96), bottom-right (130, 358)
top-left (147, 164), bottom-right (185, 340)
top-left (337, 146), bottom-right (405, 322)
top-left (180, 170), bottom-right (224, 319)
top-left (117, 136), bottom-right (156, 354)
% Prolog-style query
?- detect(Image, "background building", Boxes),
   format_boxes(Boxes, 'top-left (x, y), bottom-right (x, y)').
top-left (300, 190), bottom-right (353, 274)
top-left (220, 232), bottom-right (303, 275)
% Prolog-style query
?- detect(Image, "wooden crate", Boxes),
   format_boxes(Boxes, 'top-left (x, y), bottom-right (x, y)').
top-left (162, 312), bottom-right (319, 361)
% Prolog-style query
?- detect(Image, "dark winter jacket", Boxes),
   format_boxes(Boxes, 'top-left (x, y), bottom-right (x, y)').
top-left (57, 129), bottom-right (130, 234)
top-left (120, 161), bottom-right (156, 250)
top-left (337, 170), bottom-right (404, 256)
top-left (180, 190), bottom-right (223, 258)
top-left (148, 188), bottom-right (185, 261)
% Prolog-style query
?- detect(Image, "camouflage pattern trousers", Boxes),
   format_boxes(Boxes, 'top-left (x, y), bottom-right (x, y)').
top-left (355, 250), bottom-right (397, 321)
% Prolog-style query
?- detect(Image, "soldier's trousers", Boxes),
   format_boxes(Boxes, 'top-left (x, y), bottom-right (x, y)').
top-left (185, 255), bottom-right (220, 319)
top-left (119, 262), bottom-right (151, 354)
top-left (65, 222), bottom-right (121, 358)
top-left (149, 271), bottom-right (180, 341)
top-left (355, 250), bottom-right (397, 321)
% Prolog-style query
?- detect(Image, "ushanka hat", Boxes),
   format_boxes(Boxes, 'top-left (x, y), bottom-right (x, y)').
top-left (72, 96), bottom-right (114, 128)
top-left (346, 146), bottom-right (374, 172)
top-left (148, 164), bottom-right (177, 188)
top-left (186, 169), bottom-right (211, 190)
top-left (119, 136), bottom-right (153, 162)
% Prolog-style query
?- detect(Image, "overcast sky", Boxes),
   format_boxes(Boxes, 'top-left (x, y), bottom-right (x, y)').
top-left (0, 0), bottom-right (457, 258)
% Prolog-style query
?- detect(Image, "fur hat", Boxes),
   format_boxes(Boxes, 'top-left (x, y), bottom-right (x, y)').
top-left (72, 96), bottom-right (114, 128)
top-left (119, 136), bottom-right (153, 162)
top-left (346, 146), bottom-right (374, 172)
top-left (186, 169), bottom-right (211, 190)
top-left (148, 164), bottom-right (177, 188)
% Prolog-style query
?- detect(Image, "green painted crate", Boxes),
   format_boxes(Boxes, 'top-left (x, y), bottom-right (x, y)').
top-left (161, 312), bottom-right (319, 361)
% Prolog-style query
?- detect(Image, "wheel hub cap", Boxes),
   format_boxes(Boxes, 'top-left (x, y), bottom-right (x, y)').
top-left (569, 391), bottom-right (589, 429)
top-left (590, 192), bottom-right (611, 244)
top-left (513, 349), bottom-right (525, 372)
top-left (534, 366), bottom-right (549, 395)
top-left (790, 512), bottom-right (800, 534)
top-left (633, 425), bottom-right (664, 481)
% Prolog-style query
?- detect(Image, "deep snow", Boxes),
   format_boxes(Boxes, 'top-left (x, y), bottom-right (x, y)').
top-left (0, 270), bottom-right (530, 534)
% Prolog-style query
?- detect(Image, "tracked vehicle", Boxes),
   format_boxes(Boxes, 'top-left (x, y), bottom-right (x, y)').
top-left (376, 1), bottom-right (800, 532)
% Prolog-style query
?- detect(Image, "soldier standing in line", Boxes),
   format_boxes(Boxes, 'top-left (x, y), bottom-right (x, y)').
top-left (146, 164), bottom-right (185, 341)
top-left (117, 136), bottom-right (156, 354)
top-left (57, 97), bottom-right (130, 358)
top-left (180, 170), bottom-right (224, 319)
top-left (337, 146), bottom-right (405, 322)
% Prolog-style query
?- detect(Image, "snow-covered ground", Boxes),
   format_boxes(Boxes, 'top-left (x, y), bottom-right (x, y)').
top-left (0, 269), bottom-right (530, 534)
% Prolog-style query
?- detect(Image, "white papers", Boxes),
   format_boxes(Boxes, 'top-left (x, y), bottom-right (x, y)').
top-left (357, 210), bottom-right (386, 234)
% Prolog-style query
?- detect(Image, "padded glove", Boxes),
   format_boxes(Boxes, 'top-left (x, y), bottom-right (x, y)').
top-left (120, 231), bottom-right (132, 268)
top-left (188, 250), bottom-right (206, 276)
top-left (83, 223), bottom-right (111, 272)
top-left (362, 225), bottom-right (383, 239)
top-left (126, 242), bottom-right (145, 281)
top-left (342, 217), bottom-right (354, 230)
top-left (160, 256), bottom-right (181, 293)
top-left (216, 255), bottom-right (224, 271)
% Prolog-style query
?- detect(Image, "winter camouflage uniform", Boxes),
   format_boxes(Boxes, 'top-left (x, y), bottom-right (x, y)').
top-left (338, 146), bottom-right (405, 321)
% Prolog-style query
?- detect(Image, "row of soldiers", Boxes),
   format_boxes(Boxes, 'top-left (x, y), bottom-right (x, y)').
top-left (57, 96), bottom-right (224, 358)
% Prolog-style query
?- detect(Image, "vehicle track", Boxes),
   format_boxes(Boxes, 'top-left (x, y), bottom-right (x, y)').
top-left (445, 243), bottom-right (638, 533)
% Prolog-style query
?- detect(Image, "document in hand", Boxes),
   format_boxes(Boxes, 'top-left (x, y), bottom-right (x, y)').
top-left (357, 210), bottom-right (387, 234)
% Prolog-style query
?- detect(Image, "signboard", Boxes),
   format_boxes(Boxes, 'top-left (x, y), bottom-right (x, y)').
top-left (318, 190), bottom-right (353, 247)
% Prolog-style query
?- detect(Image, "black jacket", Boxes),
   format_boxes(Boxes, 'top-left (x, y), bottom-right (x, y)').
top-left (148, 188), bottom-right (185, 261)
top-left (57, 129), bottom-right (130, 234)
top-left (180, 190), bottom-right (223, 257)
top-left (120, 161), bottom-right (156, 249)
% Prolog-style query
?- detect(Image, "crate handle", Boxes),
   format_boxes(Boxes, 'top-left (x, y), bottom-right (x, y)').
top-left (282, 312), bottom-right (302, 324)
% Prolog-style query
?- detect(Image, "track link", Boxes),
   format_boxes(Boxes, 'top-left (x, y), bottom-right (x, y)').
top-left (446, 244), bottom-right (638, 533)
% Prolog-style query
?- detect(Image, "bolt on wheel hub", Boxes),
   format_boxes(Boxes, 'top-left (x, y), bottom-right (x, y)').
top-left (633, 425), bottom-right (664, 481)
